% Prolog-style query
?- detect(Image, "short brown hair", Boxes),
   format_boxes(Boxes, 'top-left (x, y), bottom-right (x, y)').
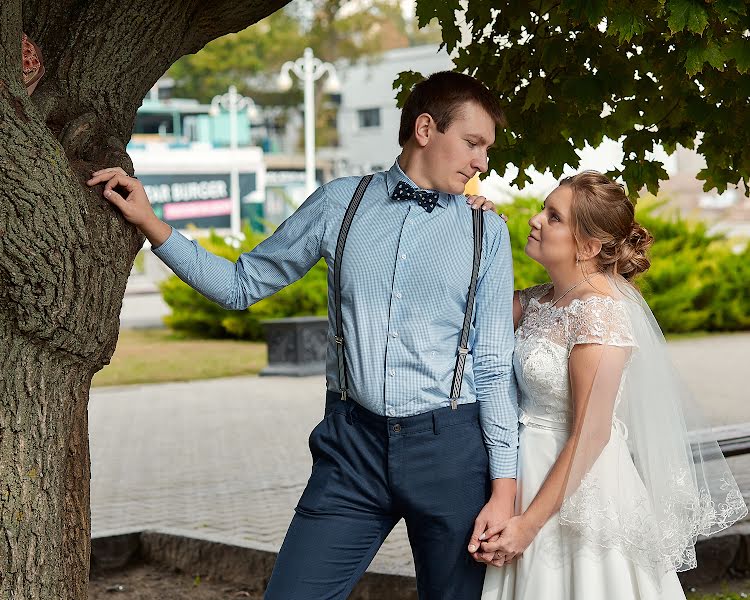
top-left (560, 171), bottom-right (654, 281)
top-left (398, 71), bottom-right (506, 146)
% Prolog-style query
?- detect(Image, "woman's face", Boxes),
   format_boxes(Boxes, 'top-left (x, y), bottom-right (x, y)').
top-left (525, 185), bottom-right (579, 270)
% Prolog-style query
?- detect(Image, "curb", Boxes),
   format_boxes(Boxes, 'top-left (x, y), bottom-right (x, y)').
top-left (91, 522), bottom-right (750, 594)
top-left (91, 529), bottom-right (418, 600)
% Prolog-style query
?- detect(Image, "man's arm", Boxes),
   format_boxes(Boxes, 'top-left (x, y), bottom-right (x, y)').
top-left (87, 169), bottom-right (328, 310)
top-left (465, 216), bottom-right (519, 564)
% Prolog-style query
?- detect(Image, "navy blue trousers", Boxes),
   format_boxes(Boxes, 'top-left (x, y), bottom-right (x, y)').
top-left (265, 391), bottom-right (491, 600)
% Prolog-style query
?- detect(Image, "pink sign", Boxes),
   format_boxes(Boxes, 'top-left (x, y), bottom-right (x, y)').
top-left (163, 199), bottom-right (232, 220)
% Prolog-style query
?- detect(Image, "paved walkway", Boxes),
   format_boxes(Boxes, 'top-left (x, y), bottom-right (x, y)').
top-left (89, 334), bottom-right (750, 578)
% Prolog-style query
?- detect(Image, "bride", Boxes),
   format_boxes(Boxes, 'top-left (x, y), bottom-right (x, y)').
top-left (478, 171), bottom-right (747, 599)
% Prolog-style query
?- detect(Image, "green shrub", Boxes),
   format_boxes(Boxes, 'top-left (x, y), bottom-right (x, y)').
top-left (160, 201), bottom-right (749, 339)
top-left (159, 226), bottom-right (327, 340)
top-left (506, 196), bottom-right (748, 333)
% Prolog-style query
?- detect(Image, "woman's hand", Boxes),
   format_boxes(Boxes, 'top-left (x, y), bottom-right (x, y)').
top-left (465, 194), bottom-right (508, 222)
top-left (478, 514), bottom-right (541, 563)
top-left (87, 167), bottom-right (171, 245)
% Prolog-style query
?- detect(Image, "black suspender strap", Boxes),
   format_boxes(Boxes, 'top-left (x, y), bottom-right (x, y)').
top-left (334, 174), bottom-right (373, 401)
top-left (450, 207), bottom-right (485, 407)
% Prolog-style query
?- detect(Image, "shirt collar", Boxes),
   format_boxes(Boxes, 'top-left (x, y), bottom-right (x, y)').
top-left (385, 158), bottom-right (450, 209)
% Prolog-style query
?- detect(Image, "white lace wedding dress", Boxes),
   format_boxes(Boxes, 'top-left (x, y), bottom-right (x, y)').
top-left (482, 283), bottom-right (687, 600)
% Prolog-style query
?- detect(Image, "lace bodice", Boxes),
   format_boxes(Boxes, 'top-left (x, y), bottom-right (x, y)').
top-left (514, 283), bottom-right (637, 424)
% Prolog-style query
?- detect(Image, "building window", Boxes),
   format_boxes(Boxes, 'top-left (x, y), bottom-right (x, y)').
top-left (357, 108), bottom-right (381, 129)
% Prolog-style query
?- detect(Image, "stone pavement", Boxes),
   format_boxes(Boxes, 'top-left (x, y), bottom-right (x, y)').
top-left (89, 333), bottom-right (750, 579)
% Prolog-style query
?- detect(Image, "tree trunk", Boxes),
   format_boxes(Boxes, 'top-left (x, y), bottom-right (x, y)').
top-left (0, 0), bottom-right (289, 597)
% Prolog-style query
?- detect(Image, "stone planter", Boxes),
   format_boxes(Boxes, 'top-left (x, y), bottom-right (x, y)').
top-left (260, 316), bottom-right (328, 376)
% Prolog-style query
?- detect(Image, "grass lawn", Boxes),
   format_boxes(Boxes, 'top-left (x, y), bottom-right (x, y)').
top-left (92, 329), bottom-right (267, 388)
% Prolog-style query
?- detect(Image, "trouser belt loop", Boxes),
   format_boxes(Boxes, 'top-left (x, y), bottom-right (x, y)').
top-left (432, 413), bottom-right (440, 435)
top-left (345, 399), bottom-right (355, 425)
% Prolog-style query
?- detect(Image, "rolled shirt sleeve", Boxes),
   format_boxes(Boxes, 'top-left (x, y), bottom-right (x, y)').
top-left (472, 217), bottom-right (519, 479)
top-left (152, 186), bottom-right (329, 310)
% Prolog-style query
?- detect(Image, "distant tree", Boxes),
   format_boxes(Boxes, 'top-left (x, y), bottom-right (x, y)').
top-left (168, 9), bottom-right (307, 103)
top-left (169, 0), bottom-right (433, 149)
top-left (169, 0), bottom-right (435, 103)
top-left (403, 0), bottom-right (750, 196)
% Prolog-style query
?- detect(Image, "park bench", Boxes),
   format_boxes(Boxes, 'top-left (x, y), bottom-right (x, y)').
top-left (689, 422), bottom-right (750, 458)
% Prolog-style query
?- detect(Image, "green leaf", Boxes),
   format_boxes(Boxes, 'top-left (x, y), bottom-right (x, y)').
top-left (560, 0), bottom-right (607, 25)
top-left (713, 0), bottom-right (747, 23)
top-left (622, 159), bottom-right (670, 196)
top-left (416, 0), bottom-right (462, 49)
top-left (522, 78), bottom-right (546, 112)
top-left (607, 12), bottom-right (646, 42)
top-left (393, 71), bottom-right (426, 108)
top-left (685, 42), bottom-right (727, 76)
top-left (667, 0), bottom-right (709, 34)
top-left (698, 166), bottom-right (731, 194)
top-left (726, 39), bottom-right (750, 73)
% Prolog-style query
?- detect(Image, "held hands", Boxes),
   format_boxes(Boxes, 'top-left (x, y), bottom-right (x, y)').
top-left (475, 514), bottom-right (540, 565)
top-left (467, 490), bottom-right (515, 568)
top-left (465, 195), bottom-right (508, 222)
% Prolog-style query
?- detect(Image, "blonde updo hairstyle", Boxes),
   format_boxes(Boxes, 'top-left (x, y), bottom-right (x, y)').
top-left (559, 171), bottom-right (654, 281)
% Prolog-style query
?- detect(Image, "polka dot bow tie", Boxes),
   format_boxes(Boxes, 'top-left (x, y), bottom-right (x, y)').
top-left (391, 180), bottom-right (440, 213)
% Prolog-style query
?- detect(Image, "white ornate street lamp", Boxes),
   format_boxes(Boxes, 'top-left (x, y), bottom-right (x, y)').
top-left (210, 85), bottom-right (259, 236)
top-left (278, 48), bottom-right (340, 197)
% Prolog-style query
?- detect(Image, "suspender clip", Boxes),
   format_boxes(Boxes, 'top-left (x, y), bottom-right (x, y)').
top-left (458, 347), bottom-right (469, 356)
top-left (341, 389), bottom-right (348, 402)
top-left (335, 336), bottom-right (344, 345)
top-left (450, 399), bottom-right (458, 410)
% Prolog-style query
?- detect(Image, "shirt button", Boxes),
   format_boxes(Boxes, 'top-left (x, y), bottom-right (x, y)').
top-left (400, 253), bottom-right (406, 260)
top-left (393, 424), bottom-right (401, 433)
top-left (389, 369), bottom-right (395, 377)
top-left (389, 331), bottom-right (399, 338)
top-left (394, 292), bottom-right (402, 299)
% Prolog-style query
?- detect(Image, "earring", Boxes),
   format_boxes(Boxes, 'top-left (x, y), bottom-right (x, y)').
top-left (576, 255), bottom-right (580, 265)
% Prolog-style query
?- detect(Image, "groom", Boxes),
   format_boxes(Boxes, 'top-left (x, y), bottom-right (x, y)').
top-left (89, 71), bottom-right (518, 599)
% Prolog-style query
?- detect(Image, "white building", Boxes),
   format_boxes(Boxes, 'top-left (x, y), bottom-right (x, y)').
top-left (336, 44), bottom-right (453, 175)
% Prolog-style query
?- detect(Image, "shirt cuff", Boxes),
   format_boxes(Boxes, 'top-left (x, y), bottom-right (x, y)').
top-left (488, 445), bottom-right (518, 480)
top-left (151, 227), bottom-right (191, 263)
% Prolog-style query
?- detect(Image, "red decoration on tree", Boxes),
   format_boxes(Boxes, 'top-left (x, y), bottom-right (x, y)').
top-left (22, 33), bottom-right (45, 94)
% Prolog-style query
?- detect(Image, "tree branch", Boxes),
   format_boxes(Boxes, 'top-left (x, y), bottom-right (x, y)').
top-left (180, 0), bottom-right (293, 56)
top-left (18, 0), bottom-right (291, 163)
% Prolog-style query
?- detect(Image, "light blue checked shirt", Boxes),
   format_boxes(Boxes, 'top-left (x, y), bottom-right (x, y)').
top-left (153, 159), bottom-right (519, 478)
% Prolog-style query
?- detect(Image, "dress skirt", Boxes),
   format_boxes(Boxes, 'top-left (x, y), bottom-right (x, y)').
top-left (481, 422), bottom-right (687, 600)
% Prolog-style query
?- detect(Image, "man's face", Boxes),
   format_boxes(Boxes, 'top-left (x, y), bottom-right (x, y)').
top-left (422, 101), bottom-right (496, 195)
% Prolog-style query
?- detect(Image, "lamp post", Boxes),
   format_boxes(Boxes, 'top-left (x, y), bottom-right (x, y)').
top-left (210, 85), bottom-right (258, 236)
top-left (279, 48), bottom-right (340, 197)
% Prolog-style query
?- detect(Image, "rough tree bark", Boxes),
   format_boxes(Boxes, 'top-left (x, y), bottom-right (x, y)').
top-left (0, 1), bottom-right (289, 598)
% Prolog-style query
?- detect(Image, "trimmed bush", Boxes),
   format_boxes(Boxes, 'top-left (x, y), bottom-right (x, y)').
top-left (159, 226), bottom-right (327, 340)
top-left (159, 200), bottom-right (749, 339)
top-left (506, 196), bottom-right (748, 333)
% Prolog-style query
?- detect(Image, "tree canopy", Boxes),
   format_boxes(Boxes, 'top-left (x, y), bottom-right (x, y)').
top-left (169, 0), bottom-right (442, 103)
top-left (401, 0), bottom-right (750, 197)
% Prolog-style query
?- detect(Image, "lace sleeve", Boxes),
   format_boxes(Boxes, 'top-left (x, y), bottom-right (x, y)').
top-left (518, 282), bottom-right (553, 311)
top-left (567, 297), bottom-right (637, 356)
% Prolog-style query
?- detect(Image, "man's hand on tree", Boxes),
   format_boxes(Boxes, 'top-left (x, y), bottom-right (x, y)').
top-left (87, 167), bottom-right (172, 246)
